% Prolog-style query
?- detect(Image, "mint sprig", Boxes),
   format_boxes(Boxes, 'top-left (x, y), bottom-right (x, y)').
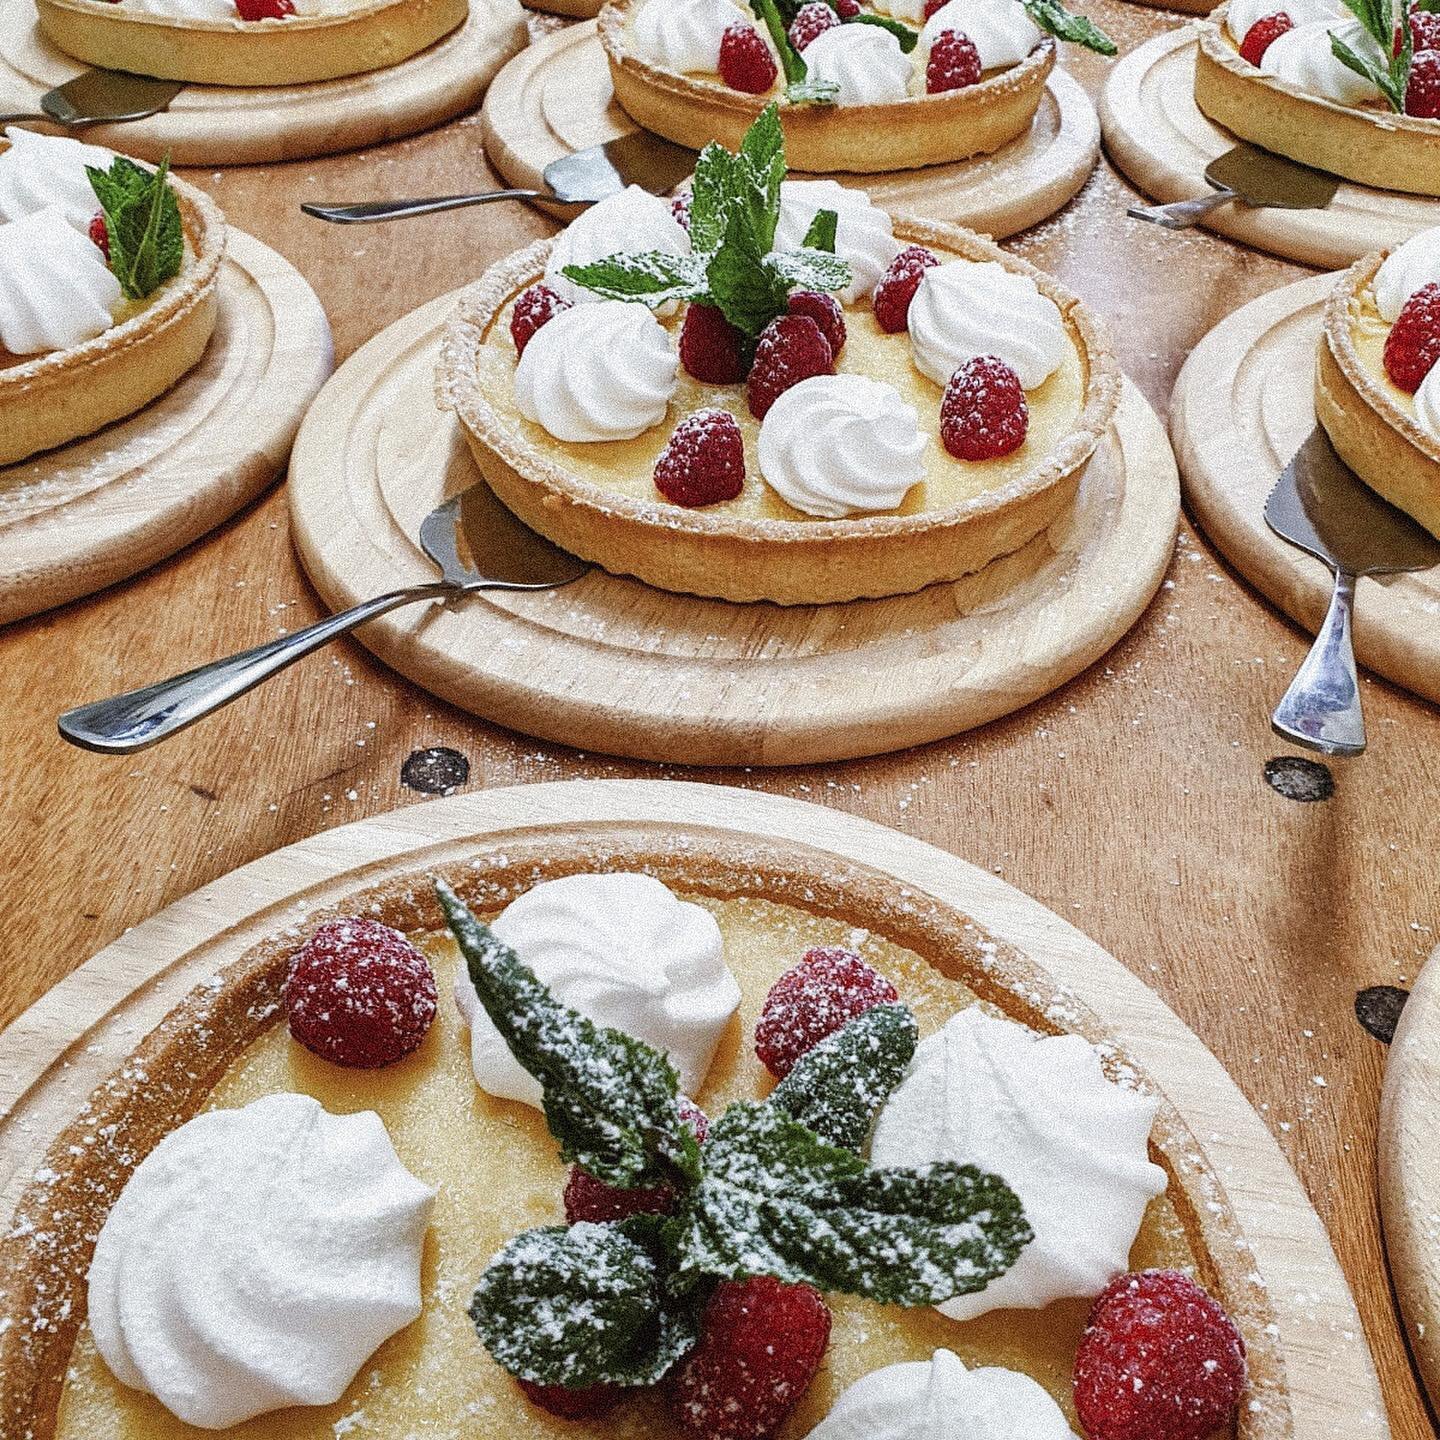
top-left (1021, 0), bottom-right (1117, 54)
top-left (1330, 0), bottom-right (1407, 111)
top-left (85, 154), bottom-right (183, 302)
top-left (847, 12), bottom-right (920, 49)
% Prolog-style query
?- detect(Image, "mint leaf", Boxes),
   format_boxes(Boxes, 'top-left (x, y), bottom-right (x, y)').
top-left (846, 12), bottom-right (919, 49)
top-left (800, 207), bottom-right (837, 252)
top-left (435, 881), bottom-right (702, 1190)
top-left (668, 1101), bottom-right (1031, 1304)
top-left (560, 250), bottom-right (708, 307)
top-left (750, 0), bottom-right (809, 84)
top-left (738, 102), bottom-right (786, 251)
top-left (785, 75), bottom-right (840, 103)
top-left (1330, 29), bottom-right (1404, 109)
top-left (1336, 0), bottom-right (1407, 109)
top-left (687, 141), bottom-right (735, 256)
top-left (769, 1004), bottom-right (918, 1149)
top-left (706, 207), bottom-right (792, 336)
top-left (85, 154), bottom-right (183, 302)
top-left (765, 246), bottom-right (851, 294)
top-left (1021, 0), bottom-right (1117, 54)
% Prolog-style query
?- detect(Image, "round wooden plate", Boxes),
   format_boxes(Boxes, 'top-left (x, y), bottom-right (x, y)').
top-left (481, 21), bottom-right (1101, 234)
top-left (0, 229), bottom-right (332, 627)
top-left (0, 0), bottom-right (528, 165)
top-left (0, 779), bottom-right (1389, 1439)
top-left (1380, 943), bottom-right (1440, 1418)
top-left (1170, 271), bottom-right (1440, 706)
top-left (1101, 29), bottom-right (1440, 269)
top-left (286, 289), bottom-right (1179, 767)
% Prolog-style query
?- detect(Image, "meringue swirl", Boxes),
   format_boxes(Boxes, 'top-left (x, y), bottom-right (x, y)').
top-left (88, 1093), bottom-right (435, 1429)
top-left (772, 179), bottom-right (900, 302)
top-left (0, 127), bottom-right (118, 231)
top-left (544, 184), bottom-right (691, 306)
top-left (117, 0), bottom-right (243, 18)
top-left (630, 0), bottom-right (753, 71)
top-left (1224, 0), bottom-right (1348, 44)
top-left (921, 0), bottom-right (1042, 69)
top-left (1259, 18), bottom-right (1385, 106)
top-left (1374, 227), bottom-right (1440, 323)
top-left (800, 23), bottom-right (914, 104)
top-left (758, 373), bottom-right (926, 517)
top-left (454, 873), bottom-right (741, 1106)
top-left (1416, 356), bottom-right (1440, 441)
top-left (0, 206), bottom-right (120, 355)
top-left (907, 259), bottom-right (1067, 390)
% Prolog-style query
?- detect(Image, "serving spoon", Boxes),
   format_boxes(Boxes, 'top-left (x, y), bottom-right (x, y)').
top-left (0, 68), bottom-right (185, 129)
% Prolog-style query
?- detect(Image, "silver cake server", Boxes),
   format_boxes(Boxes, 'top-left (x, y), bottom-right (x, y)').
top-left (0, 69), bottom-right (185, 129)
top-left (1129, 144), bottom-right (1338, 230)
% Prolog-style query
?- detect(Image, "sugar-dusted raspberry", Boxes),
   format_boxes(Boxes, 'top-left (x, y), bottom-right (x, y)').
top-left (834, 0), bottom-right (860, 16)
top-left (746, 313), bottom-right (835, 418)
top-left (284, 917), bottom-right (437, 1068)
top-left (672, 193), bottom-right (692, 230)
top-left (940, 354), bottom-right (1028, 461)
top-left (564, 1097), bottom-right (709, 1223)
top-left (510, 283), bottom-right (571, 357)
top-left (872, 245), bottom-right (939, 333)
top-left (719, 22), bottom-right (778, 93)
top-left (1074, 1270), bottom-right (1247, 1440)
top-left (88, 211), bottom-right (110, 260)
top-left (927, 28), bottom-right (983, 91)
top-left (680, 302), bottom-right (750, 384)
top-left (672, 1277), bottom-right (832, 1440)
top-left (1384, 281), bottom-right (1440, 391)
top-left (922, 0), bottom-right (947, 17)
top-left (786, 290), bottom-right (845, 358)
top-left (789, 0), bottom-right (839, 49)
top-left (655, 409), bottom-right (746, 506)
top-left (234, 0), bottom-right (294, 19)
top-left (1407, 47), bottom-right (1440, 116)
top-left (1238, 10), bottom-right (1292, 64)
top-left (1410, 9), bottom-right (1440, 49)
top-left (517, 1379), bottom-right (624, 1419)
top-left (754, 947), bottom-right (899, 1079)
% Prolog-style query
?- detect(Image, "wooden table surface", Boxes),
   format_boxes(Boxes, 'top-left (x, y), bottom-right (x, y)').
top-left (1, 4), bottom-right (1437, 1435)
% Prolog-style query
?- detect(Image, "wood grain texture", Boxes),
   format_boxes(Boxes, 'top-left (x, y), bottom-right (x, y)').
top-left (1381, 946), bottom-right (1440, 1420)
top-left (0, 2), bottom-right (1436, 1434)
top-left (0, 780), bottom-right (1388, 1439)
top-left (1170, 273), bottom-right (1440, 707)
top-left (1100, 30), bottom-right (1440, 269)
top-left (481, 22), bottom-right (1101, 234)
top-left (0, 0), bottom-right (528, 163)
top-left (0, 230), bottom-right (333, 626)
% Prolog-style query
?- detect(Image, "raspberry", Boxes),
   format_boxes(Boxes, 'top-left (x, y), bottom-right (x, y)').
top-left (672, 1277), bottom-right (831, 1440)
top-left (834, 0), bottom-right (860, 16)
top-left (927, 29), bottom-right (983, 91)
top-left (940, 355), bottom-right (1029, 461)
top-left (672, 193), bottom-right (692, 230)
top-left (517, 1379), bottom-right (624, 1419)
top-left (1410, 9), bottom-right (1440, 49)
top-left (284, 917), bottom-right (437, 1068)
top-left (234, 0), bottom-right (294, 18)
top-left (680, 302), bottom-right (750, 384)
top-left (719, 23), bottom-right (778, 93)
top-left (654, 409), bottom-right (746, 506)
top-left (1238, 11), bottom-right (1292, 64)
top-left (1384, 281), bottom-right (1440, 391)
top-left (922, 0), bottom-right (947, 17)
top-left (786, 290), bottom-right (845, 358)
top-left (510, 283), bottom-right (570, 357)
top-left (1406, 47), bottom-right (1440, 115)
top-left (754, 947), bottom-right (899, 1079)
top-left (872, 245), bottom-right (939, 333)
top-left (88, 211), bottom-right (109, 260)
top-left (746, 313), bottom-right (835, 418)
top-left (1074, 1270), bottom-right (1247, 1440)
top-left (789, 0), bottom-right (838, 49)
top-left (564, 1099), bottom-right (709, 1223)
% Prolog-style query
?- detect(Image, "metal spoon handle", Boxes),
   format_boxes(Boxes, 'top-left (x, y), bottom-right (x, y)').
top-left (0, 113), bottom-right (49, 126)
top-left (301, 189), bottom-right (545, 224)
top-left (58, 582), bottom-right (460, 754)
top-left (1271, 568), bottom-right (1366, 756)
top-left (1128, 186), bottom-right (1238, 230)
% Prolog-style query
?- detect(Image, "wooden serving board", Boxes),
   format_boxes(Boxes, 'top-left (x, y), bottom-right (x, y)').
top-left (1101, 29), bottom-right (1440, 269)
top-left (481, 21), bottom-right (1101, 234)
top-left (1380, 943), bottom-right (1440, 1419)
top-left (1170, 271), bottom-right (1440, 706)
top-left (0, 229), bottom-right (332, 627)
top-left (286, 289), bottom-right (1179, 767)
top-left (0, 779), bottom-right (1389, 1439)
top-left (0, 0), bottom-right (527, 165)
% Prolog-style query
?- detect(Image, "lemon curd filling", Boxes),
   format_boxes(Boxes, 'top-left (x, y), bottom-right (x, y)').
top-left (56, 894), bottom-right (1198, 1440)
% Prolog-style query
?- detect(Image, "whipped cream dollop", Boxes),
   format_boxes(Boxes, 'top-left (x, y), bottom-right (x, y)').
top-left (1374, 227), bottom-right (1440, 322)
top-left (0, 206), bottom-right (120, 355)
top-left (1415, 356), bottom-right (1440, 440)
top-left (800, 24), bottom-right (914, 104)
top-left (758, 373), bottom-right (926, 517)
top-left (454, 873), bottom-right (741, 1107)
top-left (921, 0), bottom-right (1043, 69)
top-left (514, 300), bottom-right (678, 442)
top-left (809, 1349), bottom-right (1079, 1440)
top-left (631, 0), bottom-right (753, 71)
top-left (907, 259), bottom-right (1067, 390)
top-left (1259, 18), bottom-right (1385, 105)
top-left (871, 1007), bottom-right (1168, 1322)
top-left (1224, 0), bottom-right (1348, 43)
top-left (544, 184), bottom-right (691, 305)
top-left (773, 180), bottom-right (900, 302)
top-left (0, 127), bottom-right (118, 230)
top-left (88, 1093), bottom-right (434, 1429)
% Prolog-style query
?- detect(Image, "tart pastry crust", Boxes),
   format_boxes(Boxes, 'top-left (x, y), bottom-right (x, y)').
top-left (1194, 4), bottom-right (1440, 198)
top-left (437, 218), bottom-right (1120, 606)
top-left (598, 0), bottom-right (1056, 173)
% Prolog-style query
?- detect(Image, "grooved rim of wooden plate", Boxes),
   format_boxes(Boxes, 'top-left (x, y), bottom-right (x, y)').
top-left (1170, 270), bottom-right (1440, 706)
top-left (0, 0), bottom-right (528, 164)
top-left (285, 286), bottom-right (1179, 766)
top-left (1100, 29), bottom-right (1440, 269)
top-left (1380, 944), bottom-right (1440, 1418)
top-left (480, 21), bottom-right (1100, 233)
top-left (0, 779), bottom-right (1389, 1439)
top-left (0, 228), bottom-right (332, 627)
